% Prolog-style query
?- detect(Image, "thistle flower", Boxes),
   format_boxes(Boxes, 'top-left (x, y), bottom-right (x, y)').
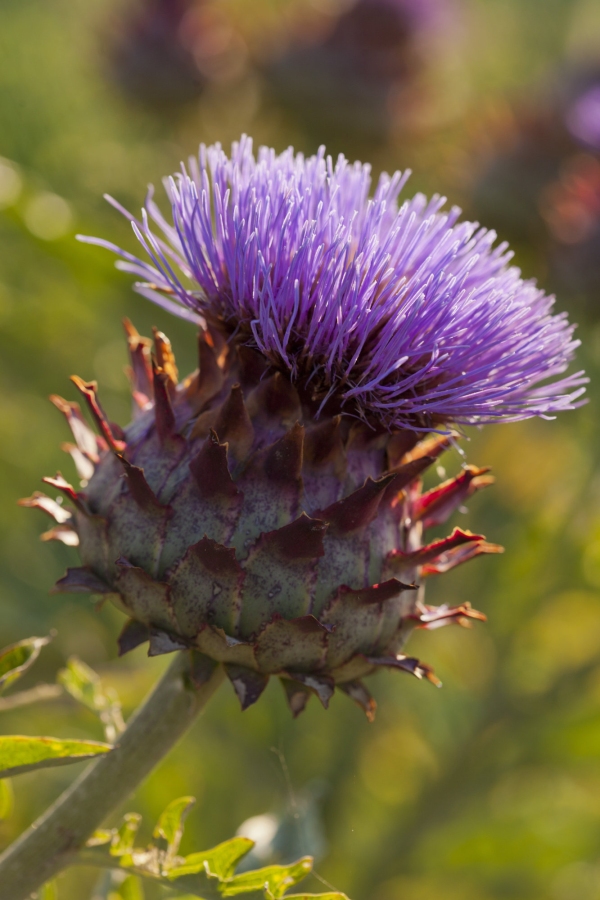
top-left (23, 139), bottom-right (584, 718)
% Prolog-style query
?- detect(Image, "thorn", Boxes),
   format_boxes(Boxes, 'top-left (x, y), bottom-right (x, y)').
top-left (420, 539), bottom-right (504, 576)
top-left (367, 654), bottom-right (442, 687)
top-left (50, 395), bottom-right (99, 461)
top-left (117, 618), bottom-right (150, 656)
top-left (316, 475), bottom-right (395, 534)
top-left (70, 376), bottom-right (126, 453)
top-left (338, 680), bottom-right (377, 722)
top-left (18, 492), bottom-right (72, 524)
top-left (188, 652), bottom-right (219, 689)
top-left (304, 416), bottom-right (345, 468)
top-left (413, 602), bottom-right (487, 629)
top-left (152, 327), bottom-right (178, 389)
top-left (283, 672), bottom-right (335, 708)
top-left (148, 628), bottom-right (188, 656)
top-left (116, 455), bottom-right (165, 512)
top-left (263, 422), bottom-right (304, 484)
top-left (415, 466), bottom-right (494, 529)
top-left (61, 442), bottom-right (95, 482)
top-left (42, 473), bottom-right (88, 514)
top-left (386, 430), bottom-right (424, 469)
top-left (246, 372), bottom-right (301, 424)
top-left (388, 527), bottom-right (487, 569)
top-left (337, 579), bottom-right (416, 606)
top-left (237, 345), bottom-right (269, 386)
top-left (281, 677), bottom-right (312, 717)
top-left (51, 567), bottom-right (113, 594)
top-left (123, 319), bottom-right (153, 407)
top-left (213, 384), bottom-right (254, 460)
top-left (41, 524), bottom-right (79, 547)
top-left (189, 431), bottom-right (240, 502)
top-left (152, 363), bottom-right (177, 442)
top-left (184, 535), bottom-right (244, 579)
top-left (187, 332), bottom-right (224, 412)
top-left (260, 514), bottom-right (328, 561)
top-left (402, 433), bottom-right (455, 465)
top-left (225, 664), bottom-right (269, 710)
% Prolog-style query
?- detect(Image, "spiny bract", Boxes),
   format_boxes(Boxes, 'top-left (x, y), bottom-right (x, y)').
top-left (24, 321), bottom-right (499, 718)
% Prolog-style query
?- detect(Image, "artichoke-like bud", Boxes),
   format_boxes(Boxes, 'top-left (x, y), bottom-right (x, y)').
top-left (27, 321), bottom-right (498, 717)
top-left (24, 138), bottom-right (585, 717)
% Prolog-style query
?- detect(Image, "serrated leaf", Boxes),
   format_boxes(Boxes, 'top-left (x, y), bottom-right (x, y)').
top-left (153, 795), bottom-right (195, 858)
top-left (111, 813), bottom-right (142, 859)
top-left (0, 636), bottom-right (51, 694)
top-left (0, 735), bottom-right (111, 778)
top-left (58, 657), bottom-right (124, 743)
top-left (0, 777), bottom-right (14, 819)
top-left (220, 857), bottom-right (313, 898)
top-left (169, 836), bottom-right (255, 880)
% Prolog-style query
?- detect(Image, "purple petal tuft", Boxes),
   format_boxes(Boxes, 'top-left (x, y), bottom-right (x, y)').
top-left (79, 136), bottom-right (586, 430)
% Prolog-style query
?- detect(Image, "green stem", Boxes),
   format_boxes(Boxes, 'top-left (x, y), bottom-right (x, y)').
top-left (0, 653), bottom-right (225, 900)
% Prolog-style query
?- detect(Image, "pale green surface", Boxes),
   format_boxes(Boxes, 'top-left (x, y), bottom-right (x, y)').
top-left (0, 636), bottom-right (51, 693)
top-left (1, 1), bottom-right (600, 899)
top-left (0, 735), bottom-right (111, 779)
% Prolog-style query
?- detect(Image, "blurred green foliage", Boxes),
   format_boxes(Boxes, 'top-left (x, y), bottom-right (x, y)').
top-left (2, 0), bottom-right (600, 898)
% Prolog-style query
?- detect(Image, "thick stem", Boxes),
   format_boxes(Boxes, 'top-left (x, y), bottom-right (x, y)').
top-left (0, 653), bottom-right (225, 900)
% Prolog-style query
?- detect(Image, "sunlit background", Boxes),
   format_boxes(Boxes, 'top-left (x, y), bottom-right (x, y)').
top-left (2, 0), bottom-right (600, 897)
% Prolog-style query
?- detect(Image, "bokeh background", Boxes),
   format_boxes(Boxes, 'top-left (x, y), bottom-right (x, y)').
top-left (2, 0), bottom-right (600, 897)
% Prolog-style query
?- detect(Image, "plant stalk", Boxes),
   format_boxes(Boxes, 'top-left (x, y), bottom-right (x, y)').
top-left (0, 652), bottom-right (225, 900)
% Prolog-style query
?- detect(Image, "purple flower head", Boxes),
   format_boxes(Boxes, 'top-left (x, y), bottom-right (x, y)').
top-left (80, 136), bottom-right (586, 431)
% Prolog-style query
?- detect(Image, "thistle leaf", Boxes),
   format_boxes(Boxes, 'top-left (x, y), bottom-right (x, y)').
top-left (152, 795), bottom-right (195, 860)
top-left (0, 735), bottom-right (111, 778)
top-left (110, 813), bottom-right (142, 859)
top-left (36, 882), bottom-right (59, 900)
top-left (283, 895), bottom-right (349, 899)
top-left (111, 874), bottom-right (144, 900)
top-left (218, 857), bottom-right (313, 898)
top-left (58, 657), bottom-right (124, 743)
top-left (0, 778), bottom-right (14, 819)
top-left (0, 635), bottom-right (51, 694)
top-left (81, 807), bottom-right (347, 898)
top-left (168, 836), bottom-right (255, 879)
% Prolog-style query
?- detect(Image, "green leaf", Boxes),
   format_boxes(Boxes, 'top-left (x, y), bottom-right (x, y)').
top-left (110, 813), bottom-right (142, 859)
top-left (152, 795), bottom-right (195, 859)
top-left (110, 875), bottom-right (144, 900)
top-left (33, 882), bottom-right (58, 900)
top-left (0, 636), bottom-right (51, 694)
top-left (169, 837), bottom-right (255, 880)
top-left (0, 777), bottom-right (14, 819)
top-left (86, 829), bottom-right (113, 847)
top-left (0, 735), bottom-right (111, 778)
top-left (80, 808), bottom-right (346, 899)
top-left (219, 858), bottom-right (313, 898)
top-left (58, 657), bottom-right (124, 743)
top-left (284, 895), bottom-right (349, 899)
